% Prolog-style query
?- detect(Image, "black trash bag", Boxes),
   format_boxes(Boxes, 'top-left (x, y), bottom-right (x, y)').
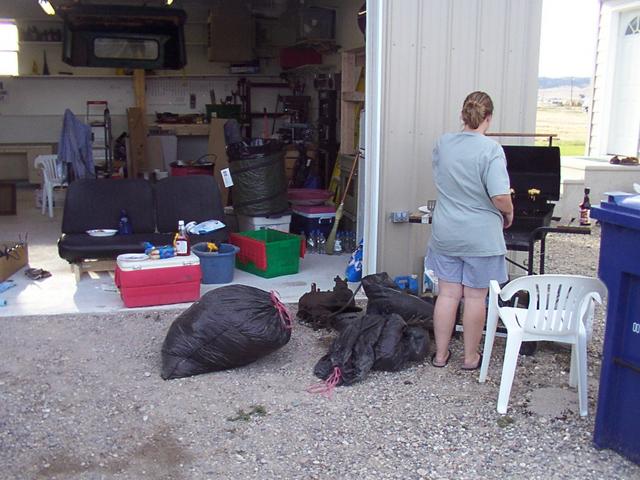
top-left (404, 325), bottom-right (430, 362)
top-left (297, 276), bottom-right (362, 330)
top-left (373, 313), bottom-right (411, 372)
top-left (331, 312), bottom-right (362, 333)
top-left (161, 285), bottom-right (292, 380)
top-left (313, 312), bottom-right (430, 387)
top-left (313, 313), bottom-right (386, 386)
top-left (362, 272), bottom-right (434, 327)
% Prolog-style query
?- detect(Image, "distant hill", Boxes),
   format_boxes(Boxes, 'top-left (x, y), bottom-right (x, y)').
top-left (539, 77), bottom-right (591, 89)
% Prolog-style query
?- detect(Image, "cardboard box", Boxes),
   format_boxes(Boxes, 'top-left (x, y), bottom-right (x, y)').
top-left (0, 241), bottom-right (28, 282)
top-left (208, 1), bottom-right (253, 62)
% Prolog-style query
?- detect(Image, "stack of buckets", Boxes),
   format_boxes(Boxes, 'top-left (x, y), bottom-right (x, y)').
top-left (192, 243), bottom-right (239, 284)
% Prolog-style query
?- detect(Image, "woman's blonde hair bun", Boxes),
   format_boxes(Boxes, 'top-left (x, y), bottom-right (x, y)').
top-left (461, 91), bottom-right (494, 129)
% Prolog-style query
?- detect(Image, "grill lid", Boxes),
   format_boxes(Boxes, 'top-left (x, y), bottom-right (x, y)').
top-left (503, 145), bottom-right (561, 201)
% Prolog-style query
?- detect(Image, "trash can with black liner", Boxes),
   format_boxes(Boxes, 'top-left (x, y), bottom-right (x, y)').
top-left (226, 140), bottom-right (288, 217)
top-left (591, 192), bottom-right (640, 464)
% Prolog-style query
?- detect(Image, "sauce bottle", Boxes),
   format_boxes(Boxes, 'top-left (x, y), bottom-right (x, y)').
top-left (579, 188), bottom-right (591, 226)
top-left (175, 220), bottom-right (190, 256)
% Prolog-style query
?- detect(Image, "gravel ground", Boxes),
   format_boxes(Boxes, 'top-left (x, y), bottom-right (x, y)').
top-left (1, 225), bottom-right (639, 480)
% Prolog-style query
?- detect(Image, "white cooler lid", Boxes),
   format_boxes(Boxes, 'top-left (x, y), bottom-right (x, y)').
top-left (117, 253), bottom-right (200, 271)
top-left (292, 209), bottom-right (336, 219)
top-left (237, 213), bottom-right (292, 223)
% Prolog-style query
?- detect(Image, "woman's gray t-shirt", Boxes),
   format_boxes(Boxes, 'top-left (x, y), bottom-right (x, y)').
top-left (429, 132), bottom-right (510, 257)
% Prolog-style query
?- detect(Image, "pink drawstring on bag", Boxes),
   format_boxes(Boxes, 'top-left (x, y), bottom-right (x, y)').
top-left (306, 366), bottom-right (342, 399)
top-left (270, 290), bottom-right (293, 330)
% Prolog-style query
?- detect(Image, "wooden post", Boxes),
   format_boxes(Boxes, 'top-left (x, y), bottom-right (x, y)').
top-left (129, 69), bottom-right (147, 178)
top-left (127, 107), bottom-right (147, 179)
top-left (133, 69), bottom-right (146, 114)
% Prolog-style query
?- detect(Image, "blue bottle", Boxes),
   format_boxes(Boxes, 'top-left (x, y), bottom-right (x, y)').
top-left (118, 209), bottom-right (133, 235)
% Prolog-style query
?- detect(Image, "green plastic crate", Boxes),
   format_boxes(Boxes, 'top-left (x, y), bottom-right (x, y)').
top-left (229, 229), bottom-right (304, 278)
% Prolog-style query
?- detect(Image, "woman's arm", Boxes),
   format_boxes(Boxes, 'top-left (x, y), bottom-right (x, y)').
top-left (491, 194), bottom-right (514, 229)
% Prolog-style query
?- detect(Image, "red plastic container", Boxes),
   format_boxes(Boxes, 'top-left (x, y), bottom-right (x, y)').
top-left (287, 188), bottom-right (332, 206)
top-left (280, 47), bottom-right (322, 70)
top-left (170, 164), bottom-right (214, 177)
top-left (114, 254), bottom-right (201, 307)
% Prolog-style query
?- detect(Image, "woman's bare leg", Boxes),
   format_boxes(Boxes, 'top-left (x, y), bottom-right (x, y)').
top-left (461, 285), bottom-right (489, 368)
top-left (432, 280), bottom-right (463, 365)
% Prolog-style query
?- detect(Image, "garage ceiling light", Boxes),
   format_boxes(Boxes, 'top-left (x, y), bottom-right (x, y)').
top-left (38, 0), bottom-right (56, 16)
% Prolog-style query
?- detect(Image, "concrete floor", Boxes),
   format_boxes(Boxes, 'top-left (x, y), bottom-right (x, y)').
top-left (0, 186), bottom-right (355, 317)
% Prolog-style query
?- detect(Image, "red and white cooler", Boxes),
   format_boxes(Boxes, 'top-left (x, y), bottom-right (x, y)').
top-left (115, 253), bottom-right (201, 308)
top-left (290, 204), bottom-right (336, 237)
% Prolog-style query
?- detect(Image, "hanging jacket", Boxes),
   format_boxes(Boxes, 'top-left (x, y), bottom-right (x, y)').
top-left (58, 109), bottom-right (95, 179)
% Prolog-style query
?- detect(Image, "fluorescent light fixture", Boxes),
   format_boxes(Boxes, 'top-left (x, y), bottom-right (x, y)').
top-left (166, 0), bottom-right (174, 5)
top-left (38, 0), bottom-right (56, 16)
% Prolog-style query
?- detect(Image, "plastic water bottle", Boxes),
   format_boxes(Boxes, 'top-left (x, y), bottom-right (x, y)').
top-left (334, 236), bottom-right (343, 254)
top-left (317, 231), bottom-right (326, 254)
top-left (307, 230), bottom-right (316, 253)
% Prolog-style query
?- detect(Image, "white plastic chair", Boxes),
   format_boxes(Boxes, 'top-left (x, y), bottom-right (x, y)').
top-left (479, 274), bottom-right (606, 416)
top-left (34, 155), bottom-right (66, 218)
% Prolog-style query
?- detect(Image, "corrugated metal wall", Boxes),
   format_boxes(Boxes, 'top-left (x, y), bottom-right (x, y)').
top-left (373, 0), bottom-right (543, 277)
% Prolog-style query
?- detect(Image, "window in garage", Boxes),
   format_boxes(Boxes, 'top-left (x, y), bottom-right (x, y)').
top-left (0, 20), bottom-right (18, 76)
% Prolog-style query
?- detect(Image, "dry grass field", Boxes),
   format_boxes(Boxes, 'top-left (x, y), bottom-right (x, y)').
top-left (536, 83), bottom-right (591, 156)
top-left (536, 105), bottom-right (590, 156)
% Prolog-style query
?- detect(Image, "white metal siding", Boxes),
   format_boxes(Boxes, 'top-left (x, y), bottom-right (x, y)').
top-left (373, 0), bottom-right (543, 277)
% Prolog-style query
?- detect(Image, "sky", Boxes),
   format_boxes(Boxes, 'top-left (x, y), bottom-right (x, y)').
top-left (538, 0), bottom-right (600, 78)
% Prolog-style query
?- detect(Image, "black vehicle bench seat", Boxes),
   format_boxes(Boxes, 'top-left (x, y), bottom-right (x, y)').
top-left (58, 233), bottom-right (175, 263)
top-left (57, 176), bottom-right (228, 279)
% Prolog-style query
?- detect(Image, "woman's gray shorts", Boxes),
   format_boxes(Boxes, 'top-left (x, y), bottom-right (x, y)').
top-left (425, 246), bottom-right (508, 289)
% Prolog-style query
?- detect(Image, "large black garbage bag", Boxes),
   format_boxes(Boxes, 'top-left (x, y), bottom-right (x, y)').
top-left (161, 285), bottom-right (292, 380)
top-left (362, 272), bottom-right (434, 326)
top-left (373, 313), bottom-right (411, 371)
top-left (404, 326), bottom-right (430, 362)
top-left (313, 312), bottom-right (430, 388)
top-left (313, 314), bottom-right (386, 386)
top-left (297, 276), bottom-right (362, 330)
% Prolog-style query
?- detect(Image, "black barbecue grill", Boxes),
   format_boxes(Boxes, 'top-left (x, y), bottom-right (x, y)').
top-left (502, 145), bottom-right (590, 274)
top-left (505, 145), bottom-right (560, 230)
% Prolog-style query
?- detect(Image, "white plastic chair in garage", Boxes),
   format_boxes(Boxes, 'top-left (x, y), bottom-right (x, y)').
top-left (34, 155), bottom-right (66, 218)
top-left (479, 274), bottom-right (607, 416)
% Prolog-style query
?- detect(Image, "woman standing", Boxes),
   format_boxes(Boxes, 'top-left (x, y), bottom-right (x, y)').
top-left (426, 91), bottom-right (513, 369)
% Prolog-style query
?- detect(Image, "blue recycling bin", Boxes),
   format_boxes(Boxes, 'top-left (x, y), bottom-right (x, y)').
top-left (591, 192), bottom-right (640, 464)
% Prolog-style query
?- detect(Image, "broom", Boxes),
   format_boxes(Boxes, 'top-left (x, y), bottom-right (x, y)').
top-left (325, 150), bottom-right (360, 254)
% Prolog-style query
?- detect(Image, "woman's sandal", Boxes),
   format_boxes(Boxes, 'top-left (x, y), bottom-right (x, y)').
top-left (461, 353), bottom-right (483, 371)
top-left (430, 349), bottom-right (451, 368)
